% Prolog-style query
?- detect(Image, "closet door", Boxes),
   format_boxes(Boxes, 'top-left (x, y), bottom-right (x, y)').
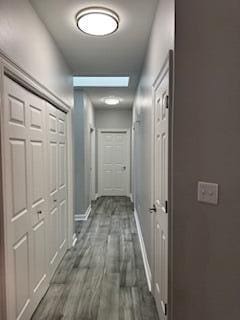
top-left (57, 110), bottom-right (67, 260)
top-left (3, 77), bottom-right (48, 320)
top-left (28, 92), bottom-right (48, 310)
top-left (47, 103), bottom-right (59, 277)
top-left (46, 104), bottom-right (68, 278)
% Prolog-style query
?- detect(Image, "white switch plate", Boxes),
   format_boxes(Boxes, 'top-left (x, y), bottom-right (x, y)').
top-left (197, 181), bottom-right (219, 205)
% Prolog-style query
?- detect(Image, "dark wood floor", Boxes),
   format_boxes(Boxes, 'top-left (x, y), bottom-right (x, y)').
top-left (32, 196), bottom-right (159, 320)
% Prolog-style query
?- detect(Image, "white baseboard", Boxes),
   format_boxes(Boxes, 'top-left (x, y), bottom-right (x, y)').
top-left (72, 233), bottom-right (77, 247)
top-left (134, 209), bottom-right (152, 292)
top-left (75, 205), bottom-right (91, 221)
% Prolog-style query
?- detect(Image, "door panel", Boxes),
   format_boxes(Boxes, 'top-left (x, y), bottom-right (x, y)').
top-left (46, 105), bottom-right (67, 277)
top-left (3, 77), bottom-right (48, 320)
top-left (153, 70), bottom-right (169, 320)
top-left (57, 110), bottom-right (67, 258)
top-left (99, 131), bottom-right (130, 196)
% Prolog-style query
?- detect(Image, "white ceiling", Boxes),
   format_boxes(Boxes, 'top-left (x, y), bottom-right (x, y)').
top-left (30, 0), bottom-right (158, 108)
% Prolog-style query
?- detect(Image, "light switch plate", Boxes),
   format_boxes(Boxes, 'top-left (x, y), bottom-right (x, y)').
top-left (197, 181), bottom-right (219, 205)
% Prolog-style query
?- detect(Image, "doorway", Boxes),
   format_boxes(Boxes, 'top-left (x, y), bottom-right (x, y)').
top-left (152, 51), bottom-right (173, 320)
top-left (98, 129), bottom-right (130, 197)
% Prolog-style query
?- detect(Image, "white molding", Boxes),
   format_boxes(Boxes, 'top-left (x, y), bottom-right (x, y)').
top-left (75, 205), bottom-right (91, 221)
top-left (72, 233), bottom-right (77, 247)
top-left (134, 209), bottom-right (152, 292)
top-left (0, 49), bottom-right (72, 111)
top-left (130, 193), bottom-right (133, 202)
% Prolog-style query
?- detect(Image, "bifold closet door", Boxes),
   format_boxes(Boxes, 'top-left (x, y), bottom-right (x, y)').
top-left (3, 77), bottom-right (48, 320)
top-left (47, 103), bottom-right (67, 278)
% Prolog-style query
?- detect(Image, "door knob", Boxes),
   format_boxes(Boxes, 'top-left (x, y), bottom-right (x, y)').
top-left (37, 210), bottom-right (42, 215)
top-left (149, 205), bottom-right (157, 213)
top-left (123, 166), bottom-right (126, 170)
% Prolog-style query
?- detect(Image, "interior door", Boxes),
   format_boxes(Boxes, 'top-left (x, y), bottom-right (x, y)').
top-left (47, 103), bottom-right (59, 277)
top-left (99, 130), bottom-right (130, 196)
top-left (153, 70), bottom-right (169, 319)
top-left (57, 110), bottom-right (67, 260)
top-left (46, 103), bottom-right (67, 278)
top-left (3, 77), bottom-right (48, 320)
top-left (28, 90), bottom-right (48, 310)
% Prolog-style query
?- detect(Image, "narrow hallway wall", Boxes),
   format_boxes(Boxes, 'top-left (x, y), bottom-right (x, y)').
top-left (173, 0), bottom-right (240, 319)
top-left (73, 91), bottom-right (95, 218)
top-left (0, 0), bottom-right (73, 107)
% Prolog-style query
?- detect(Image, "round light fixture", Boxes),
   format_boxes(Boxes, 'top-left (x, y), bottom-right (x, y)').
top-left (76, 7), bottom-right (119, 36)
top-left (104, 97), bottom-right (120, 105)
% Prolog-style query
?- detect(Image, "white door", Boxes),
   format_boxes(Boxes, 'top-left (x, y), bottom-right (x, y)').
top-left (46, 103), bottom-right (67, 278)
top-left (153, 70), bottom-right (169, 319)
top-left (90, 128), bottom-right (96, 201)
top-left (98, 130), bottom-right (130, 196)
top-left (57, 110), bottom-right (67, 260)
top-left (3, 77), bottom-right (48, 320)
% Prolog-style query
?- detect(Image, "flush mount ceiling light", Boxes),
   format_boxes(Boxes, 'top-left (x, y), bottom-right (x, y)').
top-left (104, 97), bottom-right (120, 105)
top-left (76, 7), bottom-right (119, 36)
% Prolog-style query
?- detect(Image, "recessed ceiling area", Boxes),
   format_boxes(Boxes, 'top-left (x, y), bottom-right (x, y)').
top-left (30, 0), bottom-right (159, 108)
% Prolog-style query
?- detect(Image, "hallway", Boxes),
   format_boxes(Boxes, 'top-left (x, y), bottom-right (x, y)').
top-left (31, 197), bottom-right (158, 320)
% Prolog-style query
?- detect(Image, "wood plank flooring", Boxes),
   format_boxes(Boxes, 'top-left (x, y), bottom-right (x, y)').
top-left (32, 196), bottom-right (159, 320)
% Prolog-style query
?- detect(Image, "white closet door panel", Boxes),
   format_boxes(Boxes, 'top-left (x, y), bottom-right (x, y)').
top-left (4, 77), bottom-right (32, 320)
top-left (3, 77), bottom-right (49, 320)
top-left (46, 103), bottom-right (59, 277)
top-left (57, 110), bottom-right (67, 259)
top-left (27, 91), bottom-right (48, 310)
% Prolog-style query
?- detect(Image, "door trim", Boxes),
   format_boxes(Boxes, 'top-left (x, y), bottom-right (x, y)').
top-left (151, 50), bottom-right (174, 320)
top-left (98, 128), bottom-right (130, 197)
top-left (0, 53), bottom-right (74, 319)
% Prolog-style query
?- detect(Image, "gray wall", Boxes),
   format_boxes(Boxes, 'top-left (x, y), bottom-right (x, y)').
top-left (74, 91), bottom-right (95, 216)
top-left (132, 0), bottom-right (174, 273)
top-left (95, 108), bottom-right (133, 129)
top-left (95, 108), bottom-right (133, 194)
top-left (173, 0), bottom-right (240, 319)
top-left (0, 0), bottom-right (73, 107)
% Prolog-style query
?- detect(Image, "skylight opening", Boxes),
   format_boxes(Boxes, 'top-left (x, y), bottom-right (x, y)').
top-left (73, 76), bottom-right (129, 87)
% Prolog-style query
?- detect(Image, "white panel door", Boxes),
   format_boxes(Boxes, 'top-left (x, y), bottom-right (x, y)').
top-left (46, 103), bottom-right (67, 278)
top-left (46, 103), bottom-right (59, 277)
top-left (3, 77), bottom-right (48, 320)
top-left (99, 131), bottom-right (130, 196)
top-left (153, 71), bottom-right (169, 319)
top-left (57, 110), bottom-right (67, 260)
top-left (28, 91), bottom-right (48, 311)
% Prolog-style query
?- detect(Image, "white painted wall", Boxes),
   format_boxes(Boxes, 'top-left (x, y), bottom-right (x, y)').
top-left (95, 108), bottom-right (132, 129)
top-left (0, 0), bottom-right (73, 107)
top-left (132, 0), bottom-right (174, 273)
top-left (74, 90), bottom-right (95, 217)
top-left (173, 0), bottom-right (240, 319)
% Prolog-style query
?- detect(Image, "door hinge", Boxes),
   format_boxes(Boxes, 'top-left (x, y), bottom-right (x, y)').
top-left (165, 200), bottom-right (168, 213)
top-left (165, 95), bottom-right (169, 109)
top-left (164, 303), bottom-right (168, 316)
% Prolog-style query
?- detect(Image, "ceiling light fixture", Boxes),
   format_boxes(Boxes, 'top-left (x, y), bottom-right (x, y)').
top-left (76, 7), bottom-right (120, 36)
top-left (104, 97), bottom-right (120, 105)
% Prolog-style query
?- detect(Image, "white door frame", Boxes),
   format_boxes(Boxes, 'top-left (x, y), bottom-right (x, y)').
top-left (90, 126), bottom-right (96, 201)
top-left (0, 52), bottom-right (74, 319)
top-left (151, 50), bottom-right (174, 320)
top-left (98, 128), bottom-right (131, 197)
